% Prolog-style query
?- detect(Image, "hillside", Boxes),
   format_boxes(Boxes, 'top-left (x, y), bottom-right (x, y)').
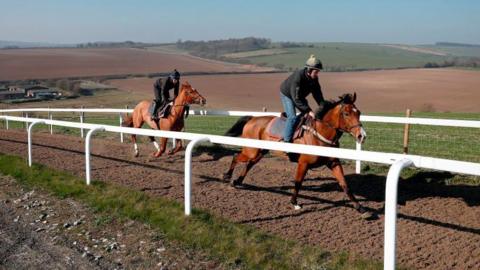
top-left (168, 39), bottom-right (480, 71)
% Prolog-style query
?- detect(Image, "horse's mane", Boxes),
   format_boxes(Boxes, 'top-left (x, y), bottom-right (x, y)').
top-left (180, 81), bottom-right (191, 90)
top-left (314, 93), bottom-right (355, 120)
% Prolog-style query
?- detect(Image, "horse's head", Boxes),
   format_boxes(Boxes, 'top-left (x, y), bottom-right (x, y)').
top-left (180, 82), bottom-right (206, 106)
top-left (314, 93), bottom-right (366, 144)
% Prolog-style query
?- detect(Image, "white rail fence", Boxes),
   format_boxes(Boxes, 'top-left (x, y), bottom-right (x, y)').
top-left (1, 110), bottom-right (480, 270)
top-left (2, 107), bottom-right (480, 171)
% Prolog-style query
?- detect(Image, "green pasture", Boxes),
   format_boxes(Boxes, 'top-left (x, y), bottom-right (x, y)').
top-left (421, 45), bottom-right (480, 58)
top-left (227, 43), bottom-right (448, 71)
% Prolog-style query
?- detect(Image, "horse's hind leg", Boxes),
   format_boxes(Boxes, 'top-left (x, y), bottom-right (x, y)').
top-left (223, 153), bottom-right (240, 181)
top-left (132, 117), bottom-right (143, 157)
top-left (231, 149), bottom-right (266, 187)
top-left (131, 134), bottom-right (139, 157)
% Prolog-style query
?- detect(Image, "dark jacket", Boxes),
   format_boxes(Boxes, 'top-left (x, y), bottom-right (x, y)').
top-left (153, 77), bottom-right (179, 102)
top-left (280, 68), bottom-right (324, 113)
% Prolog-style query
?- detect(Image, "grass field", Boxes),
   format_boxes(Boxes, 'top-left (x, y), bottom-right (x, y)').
top-left (421, 45), bottom-right (480, 58)
top-left (224, 43), bottom-right (448, 71)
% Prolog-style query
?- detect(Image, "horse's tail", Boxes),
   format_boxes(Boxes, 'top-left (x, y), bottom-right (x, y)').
top-left (121, 114), bottom-right (134, 127)
top-left (225, 116), bottom-right (253, 137)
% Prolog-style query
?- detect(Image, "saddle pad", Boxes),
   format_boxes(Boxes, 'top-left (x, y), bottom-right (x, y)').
top-left (266, 117), bottom-right (304, 141)
top-left (265, 117), bottom-right (285, 140)
top-left (149, 101), bottom-right (173, 118)
top-left (158, 102), bottom-right (173, 118)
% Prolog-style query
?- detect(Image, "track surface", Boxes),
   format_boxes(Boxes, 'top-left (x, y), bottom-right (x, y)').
top-left (0, 130), bottom-right (479, 269)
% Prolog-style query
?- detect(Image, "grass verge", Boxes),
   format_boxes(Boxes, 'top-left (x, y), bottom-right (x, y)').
top-left (0, 153), bottom-right (383, 270)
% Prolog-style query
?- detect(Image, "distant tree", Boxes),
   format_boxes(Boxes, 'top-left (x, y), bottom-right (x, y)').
top-left (424, 62), bottom-right (439, 68)
top-left (176, 37), bottom-right (271, 57)
top-left (273, 63), bottom-right (285, 70)
top-left (71, 83), bottom-right (82, 95)
top-left (56, 79), bottom-right (69, 91)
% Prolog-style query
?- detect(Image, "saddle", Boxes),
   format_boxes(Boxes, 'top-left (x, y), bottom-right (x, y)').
top-left (265, 114), bottom-right (309, 141)
top-left (149, 101), bottom-right (173, 119)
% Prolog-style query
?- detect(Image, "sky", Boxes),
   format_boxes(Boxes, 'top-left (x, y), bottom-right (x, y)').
top-left (1, 0), bottom-right (479, 45)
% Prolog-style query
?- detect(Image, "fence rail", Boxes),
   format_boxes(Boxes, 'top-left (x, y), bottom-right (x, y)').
top-left (2, 107), bottom-right (480, 127)
top-left (1, 109), bottom-right (480, 270)
top-left (2, 107), bottom-right (479, 167)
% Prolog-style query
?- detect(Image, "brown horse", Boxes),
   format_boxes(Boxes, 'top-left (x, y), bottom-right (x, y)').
top-left (122, 81), bottom-right (206, 157)
top-left (223, 93), bottom-right (370, 215)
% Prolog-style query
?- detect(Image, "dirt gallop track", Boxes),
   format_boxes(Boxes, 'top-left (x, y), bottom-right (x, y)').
top-left (0, 130), bottom-right (479, 269)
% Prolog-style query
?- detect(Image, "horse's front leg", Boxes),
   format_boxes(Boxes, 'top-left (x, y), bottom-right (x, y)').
top-left (329, 160), bottom-right (373, 219)
top-left (168, 139), bottom-right (183, 155)
top-left (153, 137), bottom-right (168, 157)
top-left (291, 162), bottom-right (308, 210)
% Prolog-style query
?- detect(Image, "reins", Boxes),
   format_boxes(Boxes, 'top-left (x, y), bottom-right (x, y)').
top-left (301, 103), bottom-right (361, 146)
top-left (301, 124), bottom-right (338, 146)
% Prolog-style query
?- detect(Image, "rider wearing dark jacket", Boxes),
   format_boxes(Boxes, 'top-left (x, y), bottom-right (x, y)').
top-left (151, 69), bottom-right (180, 120)
top-left (280, 55), bottom-right (325, 142)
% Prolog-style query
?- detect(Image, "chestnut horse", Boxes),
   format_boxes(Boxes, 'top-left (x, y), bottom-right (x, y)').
top-left (122, 82), bottom-right (206, 157)
top-left (223, 93), bottom-right (370, 216)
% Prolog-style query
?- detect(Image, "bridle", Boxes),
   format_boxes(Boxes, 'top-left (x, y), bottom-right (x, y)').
top-left (302, 103), bottom-right (362, 146)
top-left (170, 88), bottom-right (205, 118)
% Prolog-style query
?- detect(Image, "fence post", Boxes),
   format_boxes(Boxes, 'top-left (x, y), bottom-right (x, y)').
top-left (85, 126), bottom-right (105, 185)
top-left (5, 112), bottom-right (8, 129)
top-left (355, 141), bottom-right (362, 174)
top-left (384, 158), bottom-right (414, 270)
top-left (28, 121), bottom-right (45, 167)
top-left (403, 109), bottom-right (411, 154)
top-left (24, 112), bottom-right (29, 130)
top-left (47, 106), bottom-right (51, 134)
top-left (184, 137), bottom-right (210, 215)
top-left (119, 105), bottom-right (128, 143)
top-left (48, 109), bottom-right (53, 134)
top-left (80, 106), bottom-right (85, 138)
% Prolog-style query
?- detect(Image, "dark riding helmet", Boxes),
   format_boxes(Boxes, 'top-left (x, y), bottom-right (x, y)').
top-left (169, 69), bottom-right (181, 80)
top-left (305, 55), bottom-right (323, 70)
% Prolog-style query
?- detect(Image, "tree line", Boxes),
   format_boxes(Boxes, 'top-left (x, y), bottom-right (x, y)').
top-left (176, 37), bottom-right (271, 58)
top-left (424, 57), bottom-right (480, 68)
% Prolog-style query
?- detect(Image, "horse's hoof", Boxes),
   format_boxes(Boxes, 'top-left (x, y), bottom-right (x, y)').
top-left (293, 204), bottom-right (302, 210)
top-left (134, 152), bottom-right (139, 158)
top-left (355, 206), bottom-right (377, 220)
top-left (222, 173), bottom-right (231, 181)
top-left (230, 180), bottom-right (242, 188)
top-left (360, 211), bottom-right (377, 220)
top-left (153, 152), bottom-right (162, 158)
top-left (355, 205), bottom-right (368, 213)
